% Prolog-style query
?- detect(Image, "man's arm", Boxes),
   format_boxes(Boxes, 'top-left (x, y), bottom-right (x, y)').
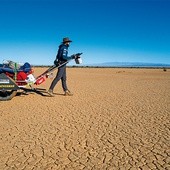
top-left (62, 47), bottom-right (73, 60)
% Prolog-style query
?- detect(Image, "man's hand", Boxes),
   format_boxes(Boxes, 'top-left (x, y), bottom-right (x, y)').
top-left (71, 53), bottom-right (82, 59)
top-left (54, 59), bottom-right (58, 65)
top-left (71, 54), bottom-right (76, 59)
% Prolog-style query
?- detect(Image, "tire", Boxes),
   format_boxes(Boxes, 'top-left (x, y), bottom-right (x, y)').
top-left (0, 90), bottom-right (17, 101)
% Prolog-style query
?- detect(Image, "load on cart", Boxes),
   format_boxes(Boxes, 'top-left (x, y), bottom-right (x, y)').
top-left (0, 53), bottom-right (82, 101)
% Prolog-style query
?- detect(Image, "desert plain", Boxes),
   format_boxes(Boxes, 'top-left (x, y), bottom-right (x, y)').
top-left (0, 67), bottom-right (170, 170)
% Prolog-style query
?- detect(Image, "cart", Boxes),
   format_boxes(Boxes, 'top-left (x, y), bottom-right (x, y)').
top-left (0, 53), bottom-right (82, 101)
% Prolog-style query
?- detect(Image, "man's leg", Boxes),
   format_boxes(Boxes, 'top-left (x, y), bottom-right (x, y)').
top-left (61, 66), bottom-right (68, 91)
top-left (61, 66), bottom-right (73, 96)
top-left (49, 66), bottom-right (65, 91)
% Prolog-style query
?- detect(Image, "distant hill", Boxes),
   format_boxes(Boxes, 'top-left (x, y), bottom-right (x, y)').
top-left (32, 62), bottom-right (170, 68)
top-left (84, 62), bottom-right (170, 68)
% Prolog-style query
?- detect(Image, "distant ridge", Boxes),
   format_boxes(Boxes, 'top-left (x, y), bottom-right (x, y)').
top-left (33, 62), bottom-right (170, 68)
top-left (85, 62), bottom-right (170, 68)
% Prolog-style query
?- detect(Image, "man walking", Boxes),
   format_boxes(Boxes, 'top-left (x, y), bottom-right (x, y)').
top-left (47, 37), bottom-right (77, 96)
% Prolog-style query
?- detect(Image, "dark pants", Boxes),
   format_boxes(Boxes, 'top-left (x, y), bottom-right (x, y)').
top-left (49, 65), bottom-right (68, 91)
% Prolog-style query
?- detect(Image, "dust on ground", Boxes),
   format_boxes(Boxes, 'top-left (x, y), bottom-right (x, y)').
top-left (0, 68), bottom-right (170, 170)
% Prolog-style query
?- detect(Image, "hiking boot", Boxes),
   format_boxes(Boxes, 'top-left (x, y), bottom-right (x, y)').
top-left (47, 89), bottom-right (55, 97)
top-left (64, 90), bottom-right (73, 96)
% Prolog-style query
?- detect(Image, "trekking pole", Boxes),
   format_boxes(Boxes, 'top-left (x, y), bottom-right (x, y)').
top-left (14, 62), bottom-right (17, 81)
top-left (35, 60), bottom-right (70, 85)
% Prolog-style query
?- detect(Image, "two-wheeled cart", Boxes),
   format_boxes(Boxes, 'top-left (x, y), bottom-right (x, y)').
top-left (0, 53), bottom-right (82, 101)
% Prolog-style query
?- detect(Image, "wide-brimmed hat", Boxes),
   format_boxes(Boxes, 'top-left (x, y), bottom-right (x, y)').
top-left (62, 37), bottom-right (72, 43)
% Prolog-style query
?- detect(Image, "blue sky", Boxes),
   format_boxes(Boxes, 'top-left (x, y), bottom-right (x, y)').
top-left (0, 0), bottom-right (170, 65)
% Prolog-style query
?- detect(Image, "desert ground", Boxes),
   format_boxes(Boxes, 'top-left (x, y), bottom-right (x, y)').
top-left (0, 67), bottom-right (170, 170)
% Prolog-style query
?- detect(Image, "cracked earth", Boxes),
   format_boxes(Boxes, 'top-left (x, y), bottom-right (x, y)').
top-left (0, 68), bottom-right (170, 170)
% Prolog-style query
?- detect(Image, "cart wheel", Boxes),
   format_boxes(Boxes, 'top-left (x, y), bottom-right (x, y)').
top-left (0, 90), bottom-right (17, 101)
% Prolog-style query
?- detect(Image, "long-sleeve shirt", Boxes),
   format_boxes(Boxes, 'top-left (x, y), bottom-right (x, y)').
top-left (56, 44), bottom-right (72, 62)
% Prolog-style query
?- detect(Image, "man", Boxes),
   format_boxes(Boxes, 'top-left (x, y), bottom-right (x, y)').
top-left (47, 37), bottom-right (77, 96)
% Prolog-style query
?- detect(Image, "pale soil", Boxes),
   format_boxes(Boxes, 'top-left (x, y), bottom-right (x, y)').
top-left (0, 68), bottom-right (170, 170)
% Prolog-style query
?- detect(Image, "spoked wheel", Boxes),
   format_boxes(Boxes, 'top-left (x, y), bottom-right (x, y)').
top-left (0, 90), bottom-right (17, 101)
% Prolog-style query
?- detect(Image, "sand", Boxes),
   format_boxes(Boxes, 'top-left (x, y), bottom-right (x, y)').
top-left (0, 67), bottom-right (170, 170)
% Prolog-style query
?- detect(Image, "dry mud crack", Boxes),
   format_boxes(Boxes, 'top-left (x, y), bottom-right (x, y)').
top-left (0, 68), bottom-right (170, 170)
